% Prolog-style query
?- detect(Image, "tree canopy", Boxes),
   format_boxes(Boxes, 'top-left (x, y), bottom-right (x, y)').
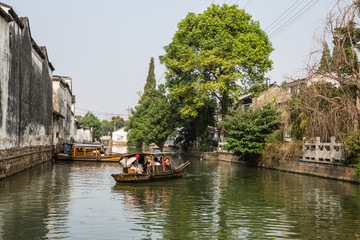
top-left (143, 57), bottom-right (156, 94)
top-left (126, 85), bottom-right (172, 147)
top-left (160, 4), bottom-right (273, 118)
top-left (78, 112), bottom-right (102, 142)
top-left (100, 116), bottom-right (126, 136)
top-left (126, 59), bottom-right (173, 147)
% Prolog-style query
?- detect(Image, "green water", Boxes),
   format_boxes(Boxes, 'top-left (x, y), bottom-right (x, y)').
top-left (0, 156), bottom-right (360, 239)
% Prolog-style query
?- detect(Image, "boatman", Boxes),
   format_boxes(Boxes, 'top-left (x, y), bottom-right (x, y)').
top-left (153, 145), bottom-right (161, 153)
top-left (153, 145), bottom-right (162, 163)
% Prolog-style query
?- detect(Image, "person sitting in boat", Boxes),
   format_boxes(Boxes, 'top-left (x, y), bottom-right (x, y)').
top-left (146, 158), bottom-right (152, 173)
top-left (137, 162), bottom-right (143, 173)
top-left (64, 144), bottom-right (70, 155)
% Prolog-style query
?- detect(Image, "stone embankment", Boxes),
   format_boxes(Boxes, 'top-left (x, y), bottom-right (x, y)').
top-left (187, 148), bottom-right (359, 183)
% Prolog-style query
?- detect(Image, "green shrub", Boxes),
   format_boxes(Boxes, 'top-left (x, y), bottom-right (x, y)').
top-left (221, 102), bottom-right (281, 160)
top-left (265, 129), bottom-right (284, 143)
top-left (354, 163), bottom-right (360, 180)
top-left (342, 130), bottom-right (360, 164)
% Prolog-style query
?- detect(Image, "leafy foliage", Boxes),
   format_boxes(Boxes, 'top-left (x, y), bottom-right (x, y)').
top-left (160, 4), bottom-right (273, 119)
top-left (318, 42), bottom-right (332, 73)
top-left (354, 163), bottom-right (360, 180)
top-left (143, 57), bottom-right (156, 94)
top-left (342, 130), bottom-right (360, 164)
top-left (78, 112), bottom-right (102, 142)
top-left (127, 84), bottom-right (172, 147)
top-left (170, 96), bottom-right (217, 150)
top-left (221, 102), bottom-right (281, 160)
top-left (100, 116), bottom-right (126, 136)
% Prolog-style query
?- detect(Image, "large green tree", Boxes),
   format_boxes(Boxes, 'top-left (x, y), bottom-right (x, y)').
top-left (78, 112), bottom-right (102, 142)
top-left (160, 4), bottom-right (273, 119)
top-left (127, 59), bottom-right (172, 147)
top-left (127, 85), bottom-right (172, 147)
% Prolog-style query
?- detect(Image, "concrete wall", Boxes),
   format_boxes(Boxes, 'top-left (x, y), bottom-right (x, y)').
top-left (74, 128), bottom-right (84, 143)
top-left (0, 4), bottom-right (54, 179)
top-left (83, 127), bottom-right (92, 143)
top-left (252, 86), bottom-right (291, 109)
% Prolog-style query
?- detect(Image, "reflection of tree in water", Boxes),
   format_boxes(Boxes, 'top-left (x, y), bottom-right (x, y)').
top-left (113, 157), bottom-right (360, 239)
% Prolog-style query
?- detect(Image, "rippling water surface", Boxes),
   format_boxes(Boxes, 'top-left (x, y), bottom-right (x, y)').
top-left (0, 156), bottom-right (360, 239)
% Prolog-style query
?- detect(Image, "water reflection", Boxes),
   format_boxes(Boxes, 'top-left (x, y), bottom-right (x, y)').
top-left (0, 157), bottom-right (360, 239)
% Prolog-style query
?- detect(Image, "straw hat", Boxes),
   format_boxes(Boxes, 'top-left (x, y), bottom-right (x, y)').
top-left (153, 145), bottom-right (160, 149)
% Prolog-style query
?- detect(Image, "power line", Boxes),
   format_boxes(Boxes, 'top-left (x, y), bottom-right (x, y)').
top-left (75, 107), bottom-right (127, 117)
top-left (265, 0), bottom-right (304, 31)
top-left (269, 0), bottom-right (319, 39)
top-left (157, 69), bottom-right (166, 84)
top-left (243, 0), bottom-right (252, 8)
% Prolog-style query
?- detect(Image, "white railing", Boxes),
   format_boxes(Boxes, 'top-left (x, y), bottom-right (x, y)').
top-left (302, 137), bottom-right (342, 163)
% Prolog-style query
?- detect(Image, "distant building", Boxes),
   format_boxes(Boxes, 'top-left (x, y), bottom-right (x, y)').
top-left (52, 76), bottom-right (75, 151)
top-left (112, 128), bottom-right (127, 146)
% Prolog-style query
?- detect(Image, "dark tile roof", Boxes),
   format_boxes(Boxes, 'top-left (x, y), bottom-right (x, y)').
top-left (31, 38), bottom-right (46, 59)
top-left (8, 7), bottom-right (24, 29)
top-left (0, 4), bottom-right (12, 22)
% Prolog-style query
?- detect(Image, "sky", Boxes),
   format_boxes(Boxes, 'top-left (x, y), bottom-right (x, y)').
top-left (4, 0), bottom-right (339, 120)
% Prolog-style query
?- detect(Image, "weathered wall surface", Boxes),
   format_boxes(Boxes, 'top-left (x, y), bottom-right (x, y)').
top-left (52, 76), bottom-right (74, 151)
top-left (201, 150), bottom-right (359, 183)
top-left (0, 5), bottom-right (54, 179)
top-left (252, 86), bottom-right (291, 109)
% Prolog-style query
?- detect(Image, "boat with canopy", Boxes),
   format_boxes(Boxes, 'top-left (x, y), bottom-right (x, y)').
top-left (111, 152), bottom-right (190, 183)
top-left (56, 143), bottom-right (123, 162)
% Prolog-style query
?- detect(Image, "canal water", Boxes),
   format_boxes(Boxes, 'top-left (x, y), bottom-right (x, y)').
top-left (0, 156), bottom-right (360, 239)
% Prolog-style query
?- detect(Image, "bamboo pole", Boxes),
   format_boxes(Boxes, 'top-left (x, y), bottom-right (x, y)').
top-left (162, 154), bottom-right (165, 172)
top-left (152, 155), bottom-right (155, 172)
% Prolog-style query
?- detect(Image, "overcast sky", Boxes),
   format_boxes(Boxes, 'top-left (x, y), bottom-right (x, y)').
top-left (5, 0), bottom-right (338, 119)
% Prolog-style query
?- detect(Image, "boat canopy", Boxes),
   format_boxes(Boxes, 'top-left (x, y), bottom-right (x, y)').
top-left (72, 143), bottom-right (103, 148)
top-left (121, 152), bottom-right (174, 158)
top-left (120, 156), bottom-right (138, 167)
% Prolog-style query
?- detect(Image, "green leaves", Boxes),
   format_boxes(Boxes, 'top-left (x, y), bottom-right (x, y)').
top-left (221, 103), bottom-right (281, 159)
top-left (160, 4), bottom-right (273, 119)
top-left (127, 85), bottom-right (172, 147)
top-left (78, 112), bottom-right (102, 142)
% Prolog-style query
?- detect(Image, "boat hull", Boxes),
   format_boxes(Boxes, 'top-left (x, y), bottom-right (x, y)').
top-left (112, 161), bottom-right (190, 183)
top-left (56, 153), bottom-right (122, 162)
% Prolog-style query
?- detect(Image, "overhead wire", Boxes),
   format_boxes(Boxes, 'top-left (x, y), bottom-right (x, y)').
top-left (75, 107), bottom-right (127, 117)
top-left (268, 0), bottom-right (320, 39)
top-left (264, 0), bottom-right (305, 32)
top-left (243, 0), bottom-right (252, 8)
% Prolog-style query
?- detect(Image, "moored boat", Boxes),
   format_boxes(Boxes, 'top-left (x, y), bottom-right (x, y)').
top-left (56, 143), bottom-right (124, 162)
top-left (111, 152), bottom-right (190, 183)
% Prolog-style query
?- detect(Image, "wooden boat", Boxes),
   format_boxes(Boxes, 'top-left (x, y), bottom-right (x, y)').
top-left (111, 152), bottom-right (190, 183)
top-left (56, 143), bottom-right (123, 162)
